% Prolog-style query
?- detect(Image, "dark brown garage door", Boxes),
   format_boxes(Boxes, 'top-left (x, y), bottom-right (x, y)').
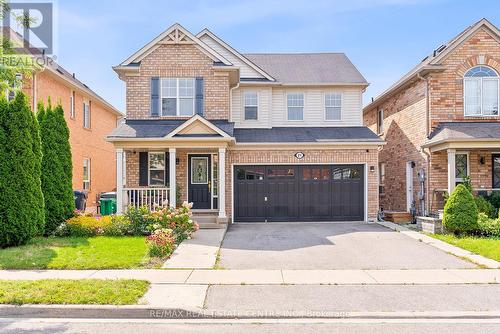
top-left (234, 165), bottom-right (364, 222)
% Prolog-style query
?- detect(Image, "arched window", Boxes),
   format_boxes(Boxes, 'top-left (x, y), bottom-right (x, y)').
top-left (464, 66), bottom-right (499, 116)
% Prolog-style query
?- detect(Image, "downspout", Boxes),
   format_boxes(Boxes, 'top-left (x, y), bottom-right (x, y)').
top-left (417, 72), bottom-right (431, 215)
top-left (229, 82), bottom-right (240, 123)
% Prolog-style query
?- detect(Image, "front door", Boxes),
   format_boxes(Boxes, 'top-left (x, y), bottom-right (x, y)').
top-left (494, 154), bottom-right (500, 189)
top-left (188, 154), bottom-right (211, 209)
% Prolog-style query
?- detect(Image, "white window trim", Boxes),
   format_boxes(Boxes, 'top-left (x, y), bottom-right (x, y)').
top-left (286, 92), bottom-right (305, 121)
top-left (70, 91), bottom-right (75, 119)
top-left (243, 91), bottom-right (259, 121)
top-left (324, 91), bottom-right (342, 121)
top-left (83, 158), bottom-right (91, 190)
top-left (377, 109), bottom-right (384, 135)
top-left (454, 151), bottom-right (470, 183)
top-left (83, 100), bottom-right (91, 129)
top-left (148, 152), bottom-right (166, 187)
top-left (191, 157), bottom-right (209, 185)
top-left (160, 78), bottom-right (195, 117)
top-left (463, 71), bottom-right (500, 117)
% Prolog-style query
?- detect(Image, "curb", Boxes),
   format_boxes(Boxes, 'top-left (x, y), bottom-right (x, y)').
top-left (376, 221), bottom-right (500, 269)
top-left (1, 305), bottom-right (500, 320)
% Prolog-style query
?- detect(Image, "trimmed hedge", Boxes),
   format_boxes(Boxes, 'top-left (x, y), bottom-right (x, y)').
top-left (0, 94), bottom-right (45, 247)
top-left (39, 103), bottom-right (75, 234)
top-left (443, 184), bottom-right (478, 236)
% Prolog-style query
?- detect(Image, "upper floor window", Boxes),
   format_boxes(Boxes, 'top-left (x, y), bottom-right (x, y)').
top-left (464, 66), bottom-right (499, 116)
top-left (70, 91), bottom-right (75, 119)
top-left (377, 109), bottom-right (384, 134)
top-left (161, 78), bottom-right (195, 117)
top-left (83, 158), bottom-right (91, 190)
top-left (287, 93), bottom-right (304, 121)
top-left (325, 92), bottom-right (341, 120)
top-left (83, 101), bottom-right (91, 129)
top-left (244, 91), bottom-right (258, 120)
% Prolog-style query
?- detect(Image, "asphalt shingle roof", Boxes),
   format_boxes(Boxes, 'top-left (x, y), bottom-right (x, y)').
top-left (424, 122), bottom-right (500, 147)
top-left (243, 53), bottom-right (368, 84)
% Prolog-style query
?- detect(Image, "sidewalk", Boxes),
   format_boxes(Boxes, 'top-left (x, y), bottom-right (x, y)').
top-left (1, 268), bottom-right (499, 285)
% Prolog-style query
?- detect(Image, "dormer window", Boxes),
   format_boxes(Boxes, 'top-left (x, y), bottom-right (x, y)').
top-left (464, 66), bottom-right (499, 116)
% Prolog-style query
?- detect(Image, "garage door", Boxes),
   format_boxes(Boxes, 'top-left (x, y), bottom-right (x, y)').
top-left (234, 165), bottom-right (364, 222)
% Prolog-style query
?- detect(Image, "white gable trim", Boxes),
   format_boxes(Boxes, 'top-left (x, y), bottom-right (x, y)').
top-left (121, 23), bottom-right (232, 66)
top-left (165, 115), bottom-right (232, 139)
top-left (196, 29), bottom-right (275, 81)
top-left (430, 19), bottom-right (500, 65)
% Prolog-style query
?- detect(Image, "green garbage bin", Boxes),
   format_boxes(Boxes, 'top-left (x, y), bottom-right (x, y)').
top-left (100, 198), bottom-right (113, 216)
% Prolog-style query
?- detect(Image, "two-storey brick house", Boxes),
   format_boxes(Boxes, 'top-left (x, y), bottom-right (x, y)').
top-left (364, 19), bottom-right (500, 216)
top-left (109, 23), bottom-right (383, 224)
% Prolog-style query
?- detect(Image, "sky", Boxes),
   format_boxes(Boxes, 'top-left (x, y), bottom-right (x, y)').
top-left (50, 0), bottom-right (500, 112)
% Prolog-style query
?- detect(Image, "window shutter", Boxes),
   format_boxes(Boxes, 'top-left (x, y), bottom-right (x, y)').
top-left (151, 77), bottom-right (160, 117)
top-left (165, 151), bottom-right (170, 187)
top-left (195, 77), bottom-right (204, 116)
top-left (139, 152), bottom-right (148, 186)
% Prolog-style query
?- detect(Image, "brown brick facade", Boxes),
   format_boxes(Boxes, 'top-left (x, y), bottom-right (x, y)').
top-left (23, 70), bottom-right (120, 208)
top-left (364, 26), bottom-right (500, 214)
top-left (125, 44), bottom-right (230, 120)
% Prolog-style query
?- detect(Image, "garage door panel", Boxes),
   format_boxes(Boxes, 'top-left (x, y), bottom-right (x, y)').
top-left (267, 177), bottom-right (299, 221)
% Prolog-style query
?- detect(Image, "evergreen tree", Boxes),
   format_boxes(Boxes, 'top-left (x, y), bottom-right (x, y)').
top-left (40, 103), bottom-right (75, 234)
top-left (0, 93), bottom-right (44, 247)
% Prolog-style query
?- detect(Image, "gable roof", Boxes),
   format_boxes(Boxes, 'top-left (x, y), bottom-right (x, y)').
top-left (423, 122), bottom-right (500, 148)
top-left (119, 23), bottom-right (232, 66)
top-left (244, 53), bottom-right (368, 85)
top-left (165, 114), bottom-right (233, 139)
top-left (364, 18), bottom-right (500, 112)
top-left (196, 29), bottom-right (275, 81)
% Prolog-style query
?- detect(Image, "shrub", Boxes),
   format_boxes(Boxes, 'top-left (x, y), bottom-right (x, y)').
top-left (146, 202), bottom-right (199, 243)
top-left (146, 228), bottom-right (176, 258)
top-left (476, 213), bottom-right (500, 237)
top-left (0, 94), bottom-right (45, 247)
top-left (39, 103), bottom-right (75, 234)
top-left (474, 196), bottom-right (496, 219)
top-left (59, 214), bottom-right (133, 237)
top-left (123, 206), bottom-right (151, 235)
top-left (443, 184), bottom-right (478, 236)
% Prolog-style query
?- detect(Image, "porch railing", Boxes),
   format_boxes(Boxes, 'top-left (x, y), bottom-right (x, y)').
top-left (123, 187), bottom-right (170, 211)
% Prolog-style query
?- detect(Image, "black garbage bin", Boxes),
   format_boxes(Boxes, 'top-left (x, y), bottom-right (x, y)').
top-left (74, 190), bottom-right (87, 211)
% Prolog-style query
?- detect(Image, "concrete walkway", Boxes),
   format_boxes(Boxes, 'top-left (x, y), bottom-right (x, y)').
top-left (163, 228), bottom-right (226, 269)
top-left (1, 269), bottom-right (499, 285)
top-left (377, 221), bottom-right (500, 269)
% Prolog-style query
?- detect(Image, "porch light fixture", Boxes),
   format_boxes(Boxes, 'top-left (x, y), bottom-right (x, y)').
top-left (479, 156), bottom-right (485, 165)
top-left (370, 165), bottom-right (375, 172)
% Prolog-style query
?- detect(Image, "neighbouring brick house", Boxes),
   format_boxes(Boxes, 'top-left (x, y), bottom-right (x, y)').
top-left (22, 63), bottom-right (123, 210)
top-left (109, 23), bottom-right (383, 225)
top-left (364, 18), bottom-right (500, 216)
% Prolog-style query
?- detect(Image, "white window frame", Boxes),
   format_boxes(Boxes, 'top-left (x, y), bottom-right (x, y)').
top-left (70, 91), bottom-right (75, 119)
top-left (287, 92), bottom-right (304, 121)
top-left (377, 109), bottom-right (384, 134)
top-left (243, 91), bottom-right (258, 120)
top-left (324, 92), bottom-right (342, 121)
top-left (83, 158), bottom-right (91, 190)
top-left (463, 67), bottom-right (499, 117)
top-left (160, 78), bottom-right (195, 117)
top-left (83, 100), bottom-right (91, 129)
top-left (148, 152), bottom-right (166, 187)
top-left (454, 152), bottom-right (470, 184)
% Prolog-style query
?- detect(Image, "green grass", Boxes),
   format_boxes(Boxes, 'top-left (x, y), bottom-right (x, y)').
top-left (0, 236), bottom-right (154, 269)
top-left (0, 279), bottom-right (149, 305)
top-left (431, 234), bottom-right (500, 262)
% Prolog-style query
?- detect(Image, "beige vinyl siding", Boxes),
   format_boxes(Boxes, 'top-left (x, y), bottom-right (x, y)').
top-left (199, 35), bottom-right (264, 79)
top-left (232, 88), bottom-right (271, 128)
top-left (232, 86), bottom-right (363, 128)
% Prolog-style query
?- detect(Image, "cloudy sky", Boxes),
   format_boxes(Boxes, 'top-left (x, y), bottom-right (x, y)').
top-left (51, 0), bottom-right (499, 112)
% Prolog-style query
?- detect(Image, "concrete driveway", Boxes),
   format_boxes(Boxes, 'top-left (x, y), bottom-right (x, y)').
top-left (219, 222), bottom-right (476, 269)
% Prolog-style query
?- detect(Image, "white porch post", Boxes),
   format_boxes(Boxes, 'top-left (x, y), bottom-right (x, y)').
top-left (116, 148), bottom-right (124, 214)
top-left (447, 148), bottom-right (456, 195)
top-left (169, 148), bottom-right (176, 208)
top-left (218, 147), bottom-right (226, 219)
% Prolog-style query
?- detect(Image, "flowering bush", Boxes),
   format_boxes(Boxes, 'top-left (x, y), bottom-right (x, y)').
top-left (146, 228), bottom-right (176, 258)
top-left (123, 205), bottom-right (151, 235)
top-left (147, 201), bottom-right (199, 243)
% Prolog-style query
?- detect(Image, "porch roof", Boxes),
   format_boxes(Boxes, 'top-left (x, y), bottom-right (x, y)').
top-left (423, 122), bottom-right (500, 151)
top-left (108, 119), bottom-right (235, 139)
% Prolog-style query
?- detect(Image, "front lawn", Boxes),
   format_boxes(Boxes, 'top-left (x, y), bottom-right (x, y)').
top-left (431, 234), bottom-right (500, 262)
top-left (0, 236), bottom-right (155, 269)
top-left (0, 279), bottom-right (149, 305)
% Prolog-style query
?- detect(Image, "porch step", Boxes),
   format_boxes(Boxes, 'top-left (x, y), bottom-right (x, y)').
top-left (384, 211), bottom-right (412, 223)
top-left (192, 214), bottom-right (226, 229)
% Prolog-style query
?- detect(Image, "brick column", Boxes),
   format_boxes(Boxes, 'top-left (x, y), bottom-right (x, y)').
top-left (447, 148), bottom-right (456, 195)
